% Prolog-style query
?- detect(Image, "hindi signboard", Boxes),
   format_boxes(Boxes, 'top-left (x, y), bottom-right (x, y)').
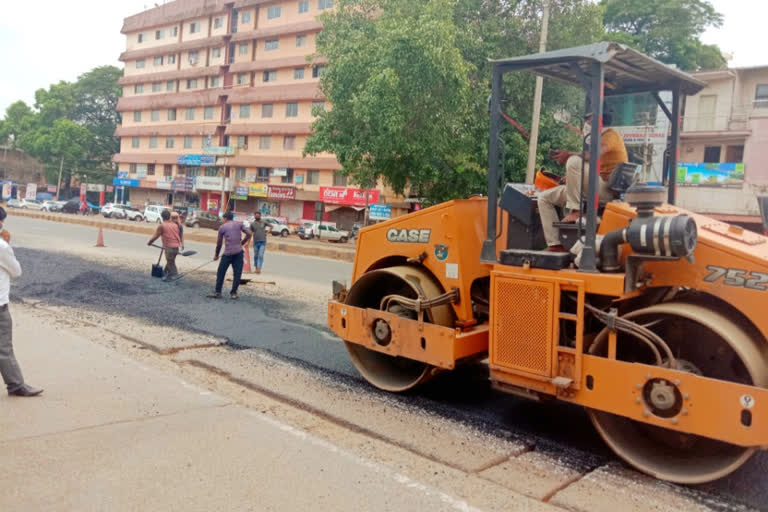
top-left (319, 187), bottom-right (380, 207)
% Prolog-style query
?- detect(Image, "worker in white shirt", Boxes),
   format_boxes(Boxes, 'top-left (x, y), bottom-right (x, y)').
top-left (0, 207), bottom-right (42, 397)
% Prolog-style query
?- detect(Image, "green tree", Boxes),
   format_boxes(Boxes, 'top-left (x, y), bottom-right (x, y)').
top-left (601, 0), bottom-right (726, 70)
top-left (0, 101), bottom-right (36, 149)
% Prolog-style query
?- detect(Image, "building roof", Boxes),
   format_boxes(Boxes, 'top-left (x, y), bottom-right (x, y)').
top-left (230, 20), bottom-right (323, 43)
top-left (227, 83), bottom-right (324, 104)
top-left (119, 35), bottom-right (229, 62)
top-left (115, 124), bottom-right (220, 137)
top-left (121, 0), bottom-right (228, 34)
top-left (224, 155), bottom-right (341, 170)
top-left (117, 89), bottom-right (224, 112)
top-left (225, 122), bottom-right (312, 136)
top-left (118, 66), bottom-right (222, 86)
top-left (491, 41), bottom-right (706, 96)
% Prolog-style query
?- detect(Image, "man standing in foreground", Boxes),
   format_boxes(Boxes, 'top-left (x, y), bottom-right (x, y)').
top-left (0, 207), bottom-right (43, 397)
top-left (147, 209), bottom-right (182, 281)
top-left (208, 211), bottom-right (252, 300)
top-left (250, 211), bottom-right (268, 274)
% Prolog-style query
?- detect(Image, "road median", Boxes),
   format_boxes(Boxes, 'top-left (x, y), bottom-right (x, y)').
top-left (9, 208), bottom-right (356, 262)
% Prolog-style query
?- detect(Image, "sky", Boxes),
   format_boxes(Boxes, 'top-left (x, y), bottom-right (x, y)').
top-left (0, 0), bottom-right (767, 118)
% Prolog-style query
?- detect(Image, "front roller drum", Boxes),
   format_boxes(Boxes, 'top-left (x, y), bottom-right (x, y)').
top-left (343, 266), bottom-right (455, 392)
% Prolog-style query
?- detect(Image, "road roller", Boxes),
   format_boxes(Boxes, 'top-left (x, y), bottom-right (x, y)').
top-left (326, 42), bottom-right (768, 484)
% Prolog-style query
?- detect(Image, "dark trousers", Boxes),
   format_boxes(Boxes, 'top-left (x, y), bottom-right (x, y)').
top-left (164, 247), bottom-right (179, 278)
top-left (0, 305), bottom-right (24, 393)
top-left (215, 251), bottom-right (244, 294)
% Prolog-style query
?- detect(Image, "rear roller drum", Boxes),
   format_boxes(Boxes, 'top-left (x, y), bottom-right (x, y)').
top-left (588, 302), bottom-right (768, 484)
top-left (343, 265), bottom-right (454, 392)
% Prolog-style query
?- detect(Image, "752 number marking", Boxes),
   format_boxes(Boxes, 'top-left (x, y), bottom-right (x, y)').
top-left (704, 265), bottom-right (768, 291)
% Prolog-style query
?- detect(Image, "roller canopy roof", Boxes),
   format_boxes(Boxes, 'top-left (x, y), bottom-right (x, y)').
top-left (490, 42), bottom-right (706, 96)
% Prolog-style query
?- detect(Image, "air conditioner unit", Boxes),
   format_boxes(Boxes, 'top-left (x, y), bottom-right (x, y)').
top-left (189, 58), bottom-right (199, 66)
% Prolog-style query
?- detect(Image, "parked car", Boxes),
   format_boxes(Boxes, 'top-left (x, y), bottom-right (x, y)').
top-left (298, 222), bottom-right (317, 239)
top-left (116, 205), bottom-right (144, 221)
top-left (41, 200), bottom-right (64, 212)
top-left (143, 205), bottom-right (167, 224)
top-left (101, 203), bottom-right (125, 219)
top-left (318, 224), bottom-right (350, 243)
top-left (6, 199), bottom-right (22, 208)
top-left (263, 217), bottom-right (291, 237)
top-left (60, 198), bottom-right (82, 214)
top-left (19, 199), bottom-right (43, 210)
top-left (186, 211), bottom-right (223, 230)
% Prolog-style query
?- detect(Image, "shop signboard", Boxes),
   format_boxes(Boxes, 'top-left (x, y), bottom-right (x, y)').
top-left (207, 198), bottom-right (220, 211)
top-left (677, 162), bottom-right (745, 187)
top-left (113, 178), bottom-right (139, 187)
top-left (248, 183), bottom-right (269, 197)
top-left (47, 185), bottom-right (58, 194)
top-left (236, 186), bottom-right (249, 197)
top-left (203, 146), bottom-right (235, 155)
top-left (177, 154), bottom-right (216, 166)
top-left (86, 184), bottom-right (106, 192)
top-left (173, 177), bottom-right (195, 192)
top-left (271, 168), bottom-right (288, 177)
top-left (369, 204), bottom-right (392, 221)
top-left (319, 187), bottom-right (380, 207)
top-left (1, 184), bottom-right (11, 200)
top-left (194, 176), bottom-right (225, 191)
top-left (106, 186), bottom-right (114, 193)
top-left (267, 185), bottom-right (296, 200)
top-left (26, 183), bottom-right (37, 200)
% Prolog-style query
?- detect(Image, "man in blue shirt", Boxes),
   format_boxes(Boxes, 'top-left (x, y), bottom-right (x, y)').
top-left (207, 211), bottom-right (252, 300)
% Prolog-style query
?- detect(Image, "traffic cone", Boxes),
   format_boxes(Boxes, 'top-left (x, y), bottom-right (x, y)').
top-left (243, 245), bottom-right (252, 273)
top-left (95, 226), bottom-right (105, 247)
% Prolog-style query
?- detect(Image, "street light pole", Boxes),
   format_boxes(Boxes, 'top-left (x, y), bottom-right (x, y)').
top-left (525, 0), bottom-right (551, 184)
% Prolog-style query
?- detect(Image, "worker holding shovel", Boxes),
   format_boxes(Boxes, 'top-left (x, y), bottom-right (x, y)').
top-left (147, 209), bottom-right (182, 281)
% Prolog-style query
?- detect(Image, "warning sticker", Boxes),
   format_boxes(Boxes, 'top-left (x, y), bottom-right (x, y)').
top-left (740, 395), bottom-right (755, 409)
top-left (446, 263), bottom-right (459, 279)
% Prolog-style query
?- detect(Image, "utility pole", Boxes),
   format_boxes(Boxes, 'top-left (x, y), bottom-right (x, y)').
top-left (525, 0), bottom-right (551, 184)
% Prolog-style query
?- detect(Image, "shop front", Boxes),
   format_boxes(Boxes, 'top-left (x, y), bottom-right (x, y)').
top-left (194, 176), bottom-right (233, 214)
top-left (319, 187), bottom-right (380, 230)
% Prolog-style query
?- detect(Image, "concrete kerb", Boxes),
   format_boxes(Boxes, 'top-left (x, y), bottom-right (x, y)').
top-left (10, 209), bottom-right (356, 262)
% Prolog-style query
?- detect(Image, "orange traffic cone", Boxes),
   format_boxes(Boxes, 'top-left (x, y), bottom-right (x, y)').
top-left (95, 226), bottom-right (105, 247)
top-left (243, 245), bottom-right (252, 273)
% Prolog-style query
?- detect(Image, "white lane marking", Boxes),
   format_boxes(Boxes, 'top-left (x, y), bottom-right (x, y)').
top-left (247, 410), bottom-right (484, 512)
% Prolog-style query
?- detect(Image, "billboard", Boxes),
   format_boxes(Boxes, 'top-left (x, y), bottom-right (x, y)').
top-left (25, 183), bottom-right (37, 200)
top-left (248, 183), bottom-right (269, 197)
top-left (369, 204), bottom-right (392, 221)
top-left (677, 162), bottom-right (745, 187)
top-left (319, 187), bottom-right (380, 207)
top-left (267, 185), bottom-right (296, 200)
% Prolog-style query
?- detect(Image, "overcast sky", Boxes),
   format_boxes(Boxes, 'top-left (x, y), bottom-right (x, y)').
top-left (0, 0), bottom-right (766, 117)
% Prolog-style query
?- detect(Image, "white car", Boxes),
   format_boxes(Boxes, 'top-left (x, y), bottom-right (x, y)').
top-left (101, 203), bottom-right (125, 219)
top-left (143, 205), bottom-right (167, 224)
top-left (116, 205), bottom-right (144, 221)
top-left (317, 223), bottom-right (350, 243)
top-left (263, 217), bottom-right (291, 237)
top-left (41, 200), bottom-right (60, 212)
top-left (19, 199), bottom-right (43, 210)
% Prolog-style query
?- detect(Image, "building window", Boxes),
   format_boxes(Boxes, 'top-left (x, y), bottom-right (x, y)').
top-left (205, 167), bottom-right (218, 177)
top-left (134, 84), bottom-right (144, 94)
top-left (725, 145), bottom-right (744, 163)
top-left (311, 101), bottom-right (326, 115)
top-left (137, 33), bottom-right (144, 43)
top-left (164, 164), bottom-right (173, 177)
top-left (237, 72), bottom-right (249, 85)
top-left (267, 6), bottom-right (281, 19)
top-left (241, 11), bottom-right (252, 23)
top-left (282, 168), bottom-right (294, 184)
top-left (306, 169), bottom-right (320, 185)
top-left (703, 145), bottom-right (721, 163)
top-left (154, 56), bottom-right (164, 66)
top-left (312, 65), bottom-right (326, 78)
top-left (168, 108), bottom-right (177, 121)
top-left (184, 136), bottom-right (193, 148)
top-left (239, 42), bottom-right (249, 55)
top-left (133, 111), bottom-right (142, 122)
top-left (204, 106), bottom-right (214, 120)
top-left (756, 84), bottom-right (768, 107)
top-left (168, 54), bottom-right (176, 64)
top-left (188, 50), bottom-right (199, 65)
top-left (166, 80), bottom-right (175, 92)
top-left (263, 70), bottom-right (277, 82)
top-left (171, 26), bottom-right (178, 37)
top-left (237, 135), bottom-right (248, 149)
top-left (129, 163), bottom-right (138, 173)
top-left (319, 0), bottom-right (334, 10)
top-left (147, 164), bottom-right (156, 176)
top-left (212, 47), bottom-right (221, 58)
top-left (185, 108), bottom-right (195, 120)
top-left (265, 39), bottom-right (279, 51)
top-left (259, 136), bottom-right (271, 150)
top-left (262, 103), bottom-right (274, 118)
top-left (136, 59), bottom-right (145, 69)
top-left (187, 167), bottom-right (200, 177)
top-left (210, 76), bottom-right (221, 88)
top-left (235, 167), bottom-right (246, 181)
top-left (151, 110), bottom-right (160, 121)
top-left (176, 166), bottom-right (186, 176)
top-left (155, 29), bottom-right (163, 40)
top-left (294, 68), bottom-right (305, 79)
top-left (283, 136), bottom-right (296, 150)
top-left (187, 78), bottom-right (198, 89)
top-left (333, 171), bottom-right (347, 186)
top-left (166, 137), bottom-right (175, 149)
top-left (152, 82), bottom-right (161, 92)
top-left (149, 136), bottom-right (158, 149)
top-left (239, 105), bottom-right (250, 118)
top-left (214, 17), bottom-right (223, 29)
top-left (131, 137), bottom-right (140, 149)
top-left (296, 35), bottom-right (307, 48)
top-left (190, 22), bottom-right (200, 34)
top-left (257, 167), bottom-right (270, 182)
top-left (298, 1), bottom-right (309, 13)
top-left (285, 103), bottom-right (299, 117)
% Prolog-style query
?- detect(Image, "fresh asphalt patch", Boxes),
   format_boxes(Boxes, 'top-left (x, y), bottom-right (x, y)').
top-left (11, 247), bottom-right (767, 511)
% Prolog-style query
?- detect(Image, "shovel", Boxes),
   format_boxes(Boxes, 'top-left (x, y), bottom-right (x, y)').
top-left (150, 244), bottom-right (198, 257)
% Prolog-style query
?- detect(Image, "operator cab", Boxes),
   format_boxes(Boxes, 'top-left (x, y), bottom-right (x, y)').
top-left (480, 42), bottom-right (706, 272)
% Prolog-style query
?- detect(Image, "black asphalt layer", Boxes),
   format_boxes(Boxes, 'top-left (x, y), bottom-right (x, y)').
top-left (12, 247), bottom-right (765, 511)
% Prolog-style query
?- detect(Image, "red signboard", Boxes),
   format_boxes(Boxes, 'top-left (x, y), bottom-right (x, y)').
top-left (268, 185), bottom-right (296, 200)
top-left (319, 187), bottom-right (380, 206)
